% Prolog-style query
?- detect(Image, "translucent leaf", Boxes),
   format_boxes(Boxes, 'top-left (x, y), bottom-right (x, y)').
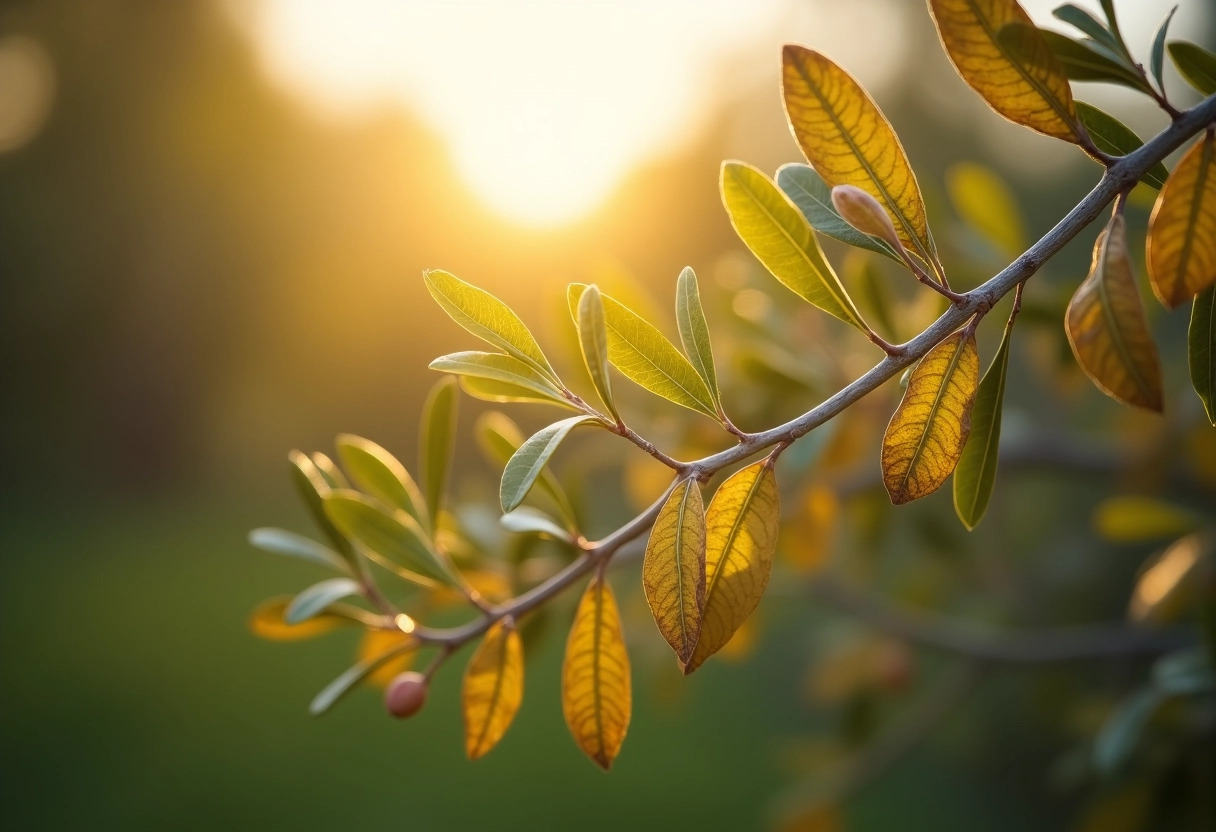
top-left (1066, 215), bottom-right (1164, 411)
top-left (1150, 7), bottom-right (1178, 93)
top-left (882, 331), bottom-right (980, 504)
top-left (1190, 286), bottom-right (1215, 425)
top-left (576, 285), bottom-right (619, 420)
top-left (929, 0), bottom-right (1084, 144)
top-left (567, 284), bottom-right (718, 418)
top-left (953, 319), bottom-right (1012, 530)
top-left (720, 161), bottom-right (868, 330)
top-left (289, 450), bottom-right (357, 568)
top-left (310, 637), bottom-right (417, 716)
top-left (284, 577), bottom-right (364, 625)
top-left (323, 490), bottom-right (454, 586)
top-left (776, 164), bottom-right (904, 265)
top-left (499, 507), bottom-right (572, 541)
top-left (500, 416), bottom-right (595, 513)
top-left (642, 479), bottom-right (706, 666)
top-left (310, 453), bottom-right (349, 489)
top-left (1076, 102), bottom-right (1169, 190)
top-left (430, 351), bottom-right (568, 407)
top-left (1093, 688), bottom-right (1161, 776)
top-left (423, 269), bottom-right (558, 383)
top-left (1147, 132), bottom-right (1216, 308)
top-left (946, 162), bottom-right (1027, 259)
top-left (1093, 496), bottom-right (1198, 543)
top-left (1168, 42), bottom-right (1216, 96)
top-left (249, 596), bottom-right (376, 641)
top-left (335, 434), bottom-right (429, 528)
top-left (476, 412), bottom-right (578, 527)
top-left (562, 577), bottom-right (631, 770)
top-left (781, 46), bottom-right (941, 276)
top-left (686, 461), bottom-right (780, 674)
top-left (1038, 29), bottom-right (1147, 91)
top-left (420, 377), bottom-right (458, 525)
top-left (463, 621), bottom-right (525, 760)
top-left (458, 376), bottom-right (580, 410)
top-left (675, 267), bottom-right (721, 412)
top-left (248, 527), bottom-right (352, 574)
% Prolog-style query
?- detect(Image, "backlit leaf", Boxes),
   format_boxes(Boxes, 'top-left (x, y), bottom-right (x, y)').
top-left (248, 528), bottom-right (352, 574)
top-left (576, 285), bottom-right (619, 421)
top-left (323, 490), bottom-right (454, 585)
top-left (1076, 102), bottom-right (1169, 190)
top-left (420, 376), bottom-right (458, 525)
top-left (1190, 286), bottom-right (1215, 424)
top-left (929, 0), bottom-right (1084, 143)
top-left (643, 479), bottom-right (706, 665)
top-left (311, 453), bottom-right (349, 489)
top-left (1150, 7), bottom-right (1178, 93)
top-left (675, 267), bottom-right (722, 412)
top-left (500, 507), bottom-right (573, 541)
top-left (289, 450), bottom-right (357, 568)
top-left (284, 577), bottom-right (364, 625)
top-left (720, 161), bottom-right (867, 330)
top-left (946, 162), bottom-right (1027, 259)
top-left (1147, 132), bottom-right (1216, 308)
top-left (430, 351), bottom-right (568, 407)
top-left (463, 621), bottom-right (525, 759)
top-left (953, 317), bottom-right (1012, 529)
top-left (1053, 4), bottom-right (1121, 53)
top-left (310, 637), bottom-right (417, 716)
top-left (562, 576), bottom-right (631, 770)
top-left (249, 596), bottom-right (377, 641)
top-left (882, 331), bottom-right (980, 504)
top-left (500, 416), bottom-right (595, 513)
top-left (687, 460), bottom-right (780, 673)
top-left (781, 46), bottom-right (941, 276)
top-left (476, 412), bottom-right (578, 527)
top-left (776, 164), bottom-right (904, 265)
top-left (335, 435), bottom-right (429, 528)
top-left (1093, 496), bottom-right (1198, 543)
top-left (568, 284), bottom-right (718, 418)
top-left (1066, 215), bottom-right (1164, 411)
top-left (1168, 42), bottom-right (1216, 96)
top-left (457, 376), bottom-right (580, 410)
top-left (423, 269), bottom-right (558, 383)
top-left (1039, 29), bottom-right (1146, 91)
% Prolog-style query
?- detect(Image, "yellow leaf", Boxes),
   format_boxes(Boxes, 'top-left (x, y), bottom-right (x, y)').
top-left (562, 577), bottom-right (631, 769)
top-left (249, 596), bottom-right (375, 641)
top-left (928, 0), bottom-right (1084, 143)
top-left (462, 621), bottom-right (525, 760)
top-left (882, 331), bottom-right (980, 504)
top-left (946, 161), bottom-right (1027, 260)
top-left (1066, 214), bottom-right (1164, 411)
top-left (642, 479), bottom-right (706, 665)
top-left (358, 629), bottom-right (417, 688)
top-left (781, 46), bottom-right (941, 278)
top-left (1093, 496), bottom-right (1198, 543)
top-left (686, 461), bottom-right (780, 674)
top-left (1147, 131), bottom-right (1216, 308)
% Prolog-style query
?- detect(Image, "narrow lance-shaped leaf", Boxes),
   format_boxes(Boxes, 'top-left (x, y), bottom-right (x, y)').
top-left (430, 351), bottom-right (570, 409)
top-left (953, 316), bottom-right (1013, 530)
top-left (1053, 3), bottom-right (1122, 54)
top-left (249, 596), bottom-right (378, 641)
top-left (1150, 7), bottom-right (1178, 93)
top-left (248, 528), bottom-right (352, 574)
top-left (476, 411), bottom-right (579, 529)
top-left (500, 507), bottom-right (573, 541)
top-left (1066, 214), bottom-right (1164, 411)
top-left (423, 269), bottom-right (558, 383)
top-left (882, 330), bottom-right (980, 505)
top-left (720, 162), bottom-right (868, 331)
top-left (643, 479), bottom-right (707, 666)
top-left (776, 164), bottom-right (904, 265)
top-left (284, 577), bottom-right (364, 625)
top-left (420, 377), bottom-right (458, 526)
top-left (1190, 286), bottom-right (1215, 425)
top-left (1038, 28), bottom-right (1148, 92)
top-left (577, 285), bottom-right (619, 421)
top-left (311, 453), bottom-right (349, 489)
top-left (500, 416), bottom-right (596, 513)
top-left (562, 576), bottom-right (631, 770)
top-left (310, 639), bottom-right (418, 716)
top-left (946, 162), bottom-right (1027, 259)
top-left (289, 450), bottom-right (358, 570)
top-left (675, 267), bottom-right (722, 414)
top-left (1075, 102), bottom-right (1169, 190)
top-left (686, 460), bottom-right (780, 674)
top-left (1147, 132), bottom-right (1216, 308)
top-left (457, 376), bottom-right (581, 411)
top-left (1168, 42), bottom-right (1216, 96)
top-left (323, 490), bottom-right (456, 586)
top-left (567, 284), bottom-right (718, 419)
top-left (462, 620), bottom-right (525, 760)
top-left (929, 0), bottom-right (1085, 144)
top-left (781, 46), bottom-right (942, 277)
top-left (335, 434), bottom-right (429, 529)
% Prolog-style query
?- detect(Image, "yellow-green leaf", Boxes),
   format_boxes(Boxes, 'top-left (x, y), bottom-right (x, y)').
top-left (430, 351), bottom-right (568, 404)
top-left (1066, 215), bottom-right (1164, 411)
top-left (929, 0), bottom-right (1084, 144)
top-left (457, 376), bottom-right (580, 410)
top-left (953, 317), bottom-right (1012, 530)
top-left (335, 434), bottom-right (429, 529)
top-left (249, 596), bottom-right (377, 641)
top-left (721, 161), bottom-right (867, 330)
top-left (500, 416), bottom-right (595, 513)
top-left (1190, 286), bottom-right (1215, 425)
top-left (323, 490), bottom-right (454, 586)
top-left (420, 377), bottom-right (458, 525)
top-left (310, 453), bottom-right (349, 489)
top-left (1093, 496), bottom-right (1198, 543)
top-left (562, 577), bottom-right (631, 770)
top-left (289, 450), bottom-right (357, 568)
top-left (882, 331), bottom-right (980, 504)
top-left (1147, 132), bottom-right (1216, 309)
top-left (675, 267), bottom-right (721, 412)
top-left (475, 412), bottom-right (578, 527)
top-left (577, 285), bottom-right (619, 421)
top-left (249, 527), bottom-right (352, 574)
top-left (568, 284), bottom-right (718, 418)
top-left (782, 46), bottom-right (941, 277)
top-left (946, 162), bottom-right (1026, 260)
top-left (423, 269), bottom-right (558, 383)
top-left (643, 479), bottom-right (706, 666)
top-left (686, 461), bottom-right (780, 674)
top-left (284, 577), bottom-right (364, 625)
top-left (463, 621), bottom-right (525, 760)
top-left (1168, 42), bottom-right (1216, 96)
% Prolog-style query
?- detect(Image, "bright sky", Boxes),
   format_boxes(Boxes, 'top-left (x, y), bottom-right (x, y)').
top-left (239, 0), bottom-right (1205, 228)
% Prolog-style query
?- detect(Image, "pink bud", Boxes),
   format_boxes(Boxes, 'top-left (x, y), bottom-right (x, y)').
top-left (830, 185), bottom-right (903, 253)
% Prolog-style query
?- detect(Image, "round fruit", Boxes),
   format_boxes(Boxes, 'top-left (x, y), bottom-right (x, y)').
top-left (384, 671), bottom-right (428, 718)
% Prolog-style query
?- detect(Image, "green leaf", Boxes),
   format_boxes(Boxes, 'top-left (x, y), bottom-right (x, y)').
top-left (457, 376), bottom-right (580, 410)
top-left (423, 269), bottom-right (559, 383)
top-left (1053, 4), bottom-right (1120, 53)
top-left (1190, 286), bottom-right (1215, 425)
top-left (953, 318), bottom-right (1012, 530)
top-left (500, 507), bottom-right (573, 541)
top-left (576, 285), bottom-right (619, 420)
top-left (289, 450), bottom-right (358, 569)
top-left (567, 284), bottom-right (719, 418)
top-left (335, 434), bottom-right (429, 528)
top-left (1151, 7), bottom-right (1178, 93)
top-left (1153, 647), bottom-right (1216, 696)
top-left (420, 377), bottom-right (458, 526)
top-left (675, 267), bottom-right (722, 414)
top-left (248, 528), bottom-right (352, 574)
top-left (311, 453), bottom-right (349, 489)
top-left (1076, 102), bottom-right (1169, 190)
top-left (1168, 41), bottom-right (1216, 96)
top-left (323, 490), bottom-right (454, 586)
top-left (500, 416), bottom-right (596, 513)
top-left (310, 641), bottom-right (416, 716)
top-left (1093, 688), bottom-right (1162, 776)
top-left (476, 412), bottom-right (579, 528)
top-left (285, 577), bottom-right (364, 624)
top-left (1037, 29), bottom-right (1146, 91)
top-left (776, 164), bottom-right (903, 265)
top-left (430, 351), bottom-right (569, 406)
top-left (721, 161), bottom-right (868, 331)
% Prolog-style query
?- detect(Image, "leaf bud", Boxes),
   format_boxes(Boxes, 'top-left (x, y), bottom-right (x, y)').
top-left (830, 184), bottom-right (904, 254)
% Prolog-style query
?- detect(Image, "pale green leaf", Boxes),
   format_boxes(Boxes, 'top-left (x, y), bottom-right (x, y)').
top-left (776, 164), bottom-right (904, 264)
top-left (576, 285), bottom-right (619, 420)
top-left (285, 577), bottom-right (364, 624)
top-left (335, 434), bottom-right (429, 527)
top-left (675, 267), bottom-right (722, 413)
top-left (430, 351), bottom-right (568, 404)
top-left (289, 450), bottom-right (358, 569)
top-left (248, 527), bottom-right (352, 574)
top-left (323, 489), bottom-right (454, 585)
top-left (500, 507), bottom-right (573, 541)
top-left (476, 412), bottom-right (578, 527)
top-left (1053, 4), bottom-right (1120, 53)
top-left (420, 377), bottom-right (458, 525)
top-left (310, 640), bottom-right (417, 716)
top-left (311, 453), bottom-right (349, 489)
top-left (500, 416), bottom-right (596, 513)
top-left (457, 376), bottom-right (580, 410)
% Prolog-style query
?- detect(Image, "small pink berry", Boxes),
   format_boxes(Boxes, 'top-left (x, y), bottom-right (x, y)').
top-left (384, 671), bottom-right (428, 718)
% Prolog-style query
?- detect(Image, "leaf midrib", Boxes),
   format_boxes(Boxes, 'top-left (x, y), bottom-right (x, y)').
top-left (602, 313), bottom-right (716, 416)
top-left (897, 335), bottom-right (968, 501)
top-left (471, 628), bottom-right (510, 756)
top-left (1095, 233), bottom-right (1154, 399)
top-left (1174, 133), bottom-right (1213, 303)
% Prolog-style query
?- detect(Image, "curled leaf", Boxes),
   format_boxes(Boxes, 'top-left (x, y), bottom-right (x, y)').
top-left (953, 318), bottom-right (1012, 530)
top-left (1147, 132), bottom-right (1216, 309)
top-left (643, 479), bottom-right (707, 666)
top-left (562, 577), bottom-right (631, 770)
top-left (463, 621), bottom-right (525, 760)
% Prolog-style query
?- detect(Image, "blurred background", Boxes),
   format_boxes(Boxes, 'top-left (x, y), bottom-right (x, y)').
top-left (1, 0), bottom-right (1213, 829)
